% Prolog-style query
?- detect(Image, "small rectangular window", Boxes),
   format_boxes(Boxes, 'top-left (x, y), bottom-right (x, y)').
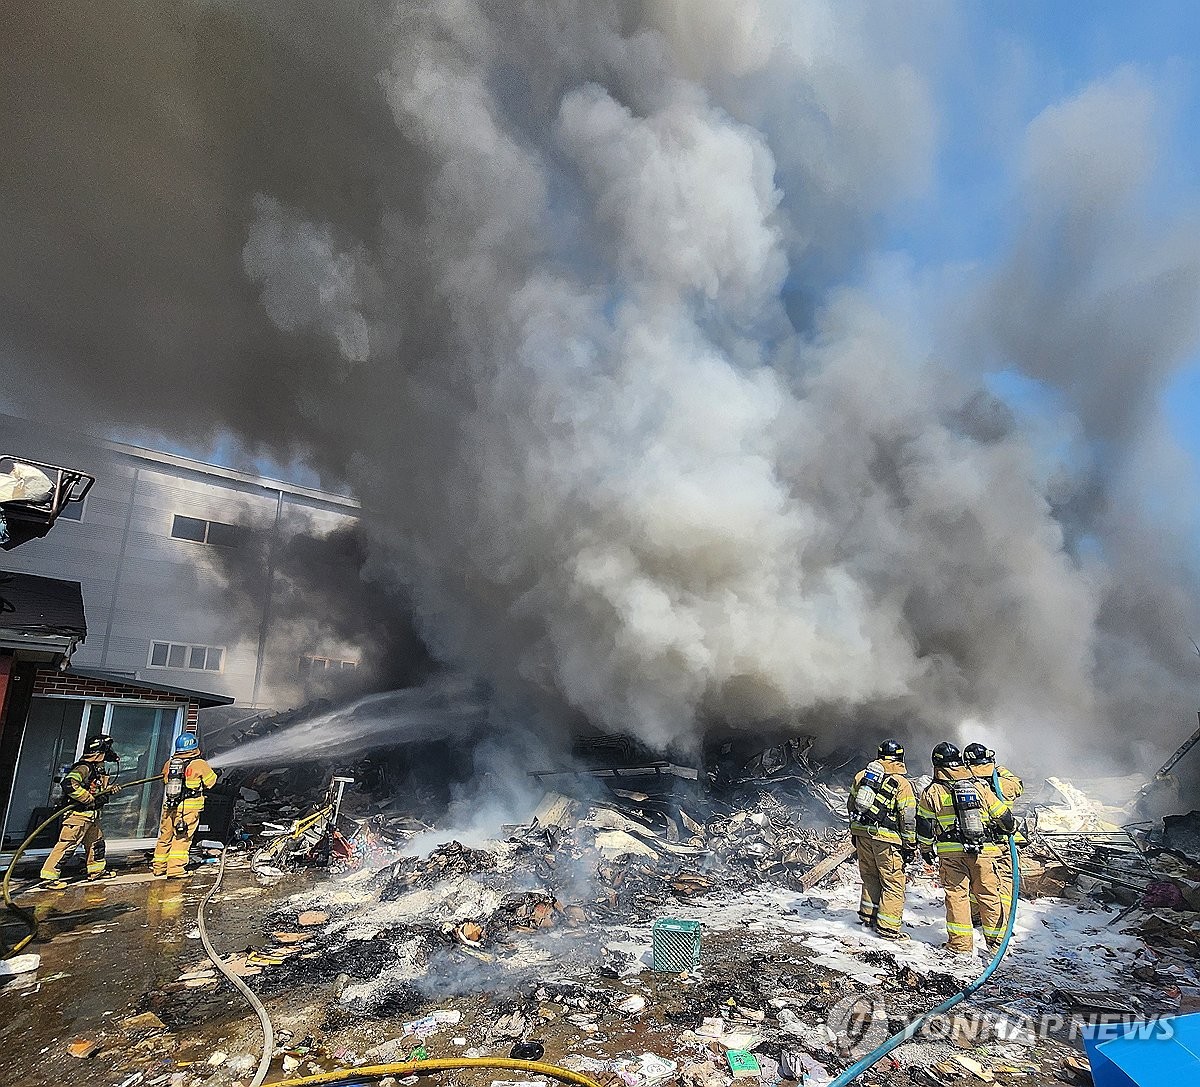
top-left (205, 520), bottom-right (246, 548)
top-left (149, 641), bottom-right (226, 673)
top-left (171, 515), bottom-right (207, 542)
top-left (299, 654), bottom-right (358, 678)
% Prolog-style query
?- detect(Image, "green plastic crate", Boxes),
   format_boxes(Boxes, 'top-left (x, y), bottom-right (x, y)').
top-left (652, 917), bottom-right (702, 972)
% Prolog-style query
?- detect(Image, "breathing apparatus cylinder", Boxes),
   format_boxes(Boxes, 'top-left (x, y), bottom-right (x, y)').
top-left (165, 757), bottom-right (187, 809)
top-left (950, 779), bottom-right (986, 849)
top-left (852, 761), bottom-right (886, 816)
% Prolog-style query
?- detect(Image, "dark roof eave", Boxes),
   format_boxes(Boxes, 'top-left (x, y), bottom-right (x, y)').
top-left (63, 667), bottom-right (236, 708)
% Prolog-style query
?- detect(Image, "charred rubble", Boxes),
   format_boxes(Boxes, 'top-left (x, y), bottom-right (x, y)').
top-left (113, 724), bottom-right (1200, 1087)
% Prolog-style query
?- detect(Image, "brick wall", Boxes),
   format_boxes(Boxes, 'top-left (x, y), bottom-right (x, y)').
top-left (33, 670), bottom-right (199, 733)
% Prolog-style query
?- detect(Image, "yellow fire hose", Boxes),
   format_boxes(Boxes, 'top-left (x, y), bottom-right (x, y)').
top-left (270, 1058), bottom-right (605, 1087)
top-left (1, 773), bottom-right (161, 957)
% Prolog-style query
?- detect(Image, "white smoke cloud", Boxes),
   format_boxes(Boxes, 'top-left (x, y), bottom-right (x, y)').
top-left (5, 3), bottom-right (1200, 773)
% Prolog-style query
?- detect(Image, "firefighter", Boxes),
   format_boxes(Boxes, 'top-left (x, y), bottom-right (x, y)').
top-left (40, 734), bottom-right (116, 883)
top-left (847, 739), bottom-right (918, 940)
top-left (151, 733), bottom-right (217, 879)
top-left (917, 742), bottom-right (1015, 955)
top-left (964, 742), bottom-right (1024, 924)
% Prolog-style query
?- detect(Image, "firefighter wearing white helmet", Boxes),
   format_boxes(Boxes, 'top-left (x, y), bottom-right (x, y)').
top-left (847, 739), bottom-right (917, 940)
top-left (151, 732), bottom-right (217, 879)
top-left (917, 742), bottom-right (1015, 954)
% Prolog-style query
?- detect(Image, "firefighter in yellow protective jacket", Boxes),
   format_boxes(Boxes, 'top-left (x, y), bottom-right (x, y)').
top-left (152, 732), bottom-right (217, 879)
top-left (41, 734), bottom-right (116, 882)
top-left (964, 742), bottom-right (1023, 920)
top-left (917, 742), bottom-right (1015, 954)
top-left (847, 740), bottom-right (918, 940)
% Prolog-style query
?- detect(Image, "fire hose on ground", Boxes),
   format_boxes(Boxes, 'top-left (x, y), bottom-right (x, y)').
top-left (269, 1059), bottom-right (605, 1087)
top-left (2, 773), bottom-right (161, 958)
top-left (197, 846), bottom-right (275, 1087)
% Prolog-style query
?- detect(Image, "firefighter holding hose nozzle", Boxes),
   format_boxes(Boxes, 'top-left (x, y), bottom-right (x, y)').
top-left (152, 733), bottom-right (217, 879)
top-left (917, 742), bottom-right (1015, 956)
top-left (40, 734), bottom-right (117, 884)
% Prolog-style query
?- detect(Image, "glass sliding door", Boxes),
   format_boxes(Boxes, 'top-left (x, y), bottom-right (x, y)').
top-left (81, 702), bottom-right (181, 839)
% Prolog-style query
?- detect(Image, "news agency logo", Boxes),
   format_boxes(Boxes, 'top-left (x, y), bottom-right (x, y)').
top-left (822, 997), bottom-right (1177, 1054)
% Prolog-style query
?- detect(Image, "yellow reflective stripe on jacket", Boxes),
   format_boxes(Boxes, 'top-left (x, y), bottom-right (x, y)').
top-left (917, 779), bottom-right (1007, 851)
top-left (64, 764), bottom-right (106, 806)
top-left (180, 759), bottom-right (217, 811)
top-left (850, 767), bottom-right (917, 846)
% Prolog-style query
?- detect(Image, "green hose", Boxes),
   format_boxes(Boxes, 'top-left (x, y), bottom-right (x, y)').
top-left (2, 773), bottom-right (161, 958)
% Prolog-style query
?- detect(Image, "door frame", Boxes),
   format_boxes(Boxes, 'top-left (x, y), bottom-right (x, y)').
top-left (1, 694), bottom-right (185, 856)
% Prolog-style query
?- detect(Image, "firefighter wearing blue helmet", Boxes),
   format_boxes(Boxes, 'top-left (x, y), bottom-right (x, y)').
top-left (151, 732), bottom-right (217, 879)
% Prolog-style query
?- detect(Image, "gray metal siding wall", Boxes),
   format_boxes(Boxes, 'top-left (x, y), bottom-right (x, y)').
top-left (2, 418), bottom-right (359, 707)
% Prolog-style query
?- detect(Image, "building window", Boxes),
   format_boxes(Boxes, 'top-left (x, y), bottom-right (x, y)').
top-left (149, 641), bottom-right (225, 673)
top-left (298, 655), bottom-right (358, 678)
top-left (170, 514), bottom-right (246, 546)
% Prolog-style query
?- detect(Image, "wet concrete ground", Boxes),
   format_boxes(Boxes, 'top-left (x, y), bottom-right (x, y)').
top-left (1, 858), bottom-right (289, 1087)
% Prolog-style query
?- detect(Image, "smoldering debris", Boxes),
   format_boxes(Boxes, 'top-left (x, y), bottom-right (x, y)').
top-left (48, 737), bottom-right (1200, 1087)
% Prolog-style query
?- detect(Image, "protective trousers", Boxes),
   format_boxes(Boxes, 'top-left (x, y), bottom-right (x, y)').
top-left (939, 851), bottom-right (1005, 952)
top-left (970, 851), bottom-right (1015, 923)
top-left (152, 807), bottom-right (200, 877)
top-left (41, 812), bottom-right (105, 880)
top-left (855, 836), bottom-right (907, 934)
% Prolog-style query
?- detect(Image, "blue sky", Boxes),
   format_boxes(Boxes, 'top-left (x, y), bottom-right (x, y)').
top-left (883, 1), bottom-right (1200, 469)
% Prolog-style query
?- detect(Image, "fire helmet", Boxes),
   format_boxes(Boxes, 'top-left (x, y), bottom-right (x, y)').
top-left (83, 734), bottom-right (116, 759)
top-left (963, 742), bottom-right (995, 766)
top-left (931, 742), bottom-right (962, 768)
top-left (877, 739), bottom-right (905, 761)
top-left (174, 733), bottom-right (200, 755)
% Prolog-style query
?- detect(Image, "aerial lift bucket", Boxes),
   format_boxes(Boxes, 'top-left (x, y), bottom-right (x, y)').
top-left (0, 455), bottom-right (94, 550)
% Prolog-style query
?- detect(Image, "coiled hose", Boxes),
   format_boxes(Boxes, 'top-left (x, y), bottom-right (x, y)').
top-left (2, 773), bottom-right (161, 958)
top-left (827, 772), bottom-right (1021, 1085)
top-left (197, 847), bottom-right (274, 1087)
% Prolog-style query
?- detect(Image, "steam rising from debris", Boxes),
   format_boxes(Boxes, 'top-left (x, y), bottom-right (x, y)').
top-left (5, 5), bottom-right (1200, 768)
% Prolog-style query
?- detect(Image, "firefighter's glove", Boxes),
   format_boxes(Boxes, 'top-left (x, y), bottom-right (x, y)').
top-left (921, 849), bottom-right (936, 866)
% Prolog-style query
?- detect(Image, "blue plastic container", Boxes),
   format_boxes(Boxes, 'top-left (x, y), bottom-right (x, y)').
top-left (1082, 1012), bottom-right (1200, 1086)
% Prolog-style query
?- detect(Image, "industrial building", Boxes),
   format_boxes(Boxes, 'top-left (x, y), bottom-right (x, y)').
top-left (1, 413), bottom-right (362, 708)
top-left (0, 414), bottom-right (363, 854)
